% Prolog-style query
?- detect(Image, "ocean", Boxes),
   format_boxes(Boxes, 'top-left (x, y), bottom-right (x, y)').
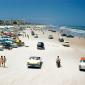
top-left (49, 25), bottom-right (85, 38)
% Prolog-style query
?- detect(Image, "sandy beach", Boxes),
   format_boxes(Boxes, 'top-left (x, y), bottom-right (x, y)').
top-left (0, 28), bottom-right (85, 85)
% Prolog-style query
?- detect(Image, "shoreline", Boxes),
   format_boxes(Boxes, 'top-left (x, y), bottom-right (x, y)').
top-left (33, 28), bottom-right (85, 49)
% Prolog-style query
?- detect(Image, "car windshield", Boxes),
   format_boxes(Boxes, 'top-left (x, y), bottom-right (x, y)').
top-left (38, 42), bottom-right (43, 45)
top-left (65, 42), bottom-right (69, 43)
top-left (30, 57), bottom-right (40, 60)
top-left (38, 42), bottom-right (42, 44)
top-left (80, 60), bottom-right (85, 62)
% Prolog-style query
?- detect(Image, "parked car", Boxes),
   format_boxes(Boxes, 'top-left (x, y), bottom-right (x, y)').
top-left (16, 40), bottom-right (24, 47)
top-left (66, 35), bottom-right (74, 38)
top-left (48, 35), bottom-right (53, 39)
top-left (1, 35), bottom-right (10, 39)
top-left (34, 34), bottom-right (38, 38)
top-left (61, 33), bottom-right (67, 37)
top-left (59, 37), bottom-right (64, 42)
top-left (0, 45), bottom-right (4, 51)
top-left (27, 56), bottom-right (42, 68)
top-left (11, 43), bottom-right (18, 48)
top-left (37, 42), bottom-right (45, 50)
top-left (3, 42), bottom-right (12, 50)
top-left (79, 57), bottom-right (85, 71)
top-left (48, 30), bottom-right (56, 32)
top-left (63, 42), bottom-right (70, 47)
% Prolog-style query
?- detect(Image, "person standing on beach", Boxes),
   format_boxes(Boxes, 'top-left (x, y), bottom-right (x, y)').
top-left (27, 34), bottom-right (29, 39)
top-left (3, 56), bottom-right (6, 67)
top-left (0, 56), bottom-right (4, 67)
top-left (56, 56), bottom-right (61, 68)
top-left (43, 31), bottom-right (44, 34)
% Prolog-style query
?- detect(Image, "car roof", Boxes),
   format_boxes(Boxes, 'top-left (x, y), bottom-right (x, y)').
top-left (29, 56), bottom-right (40, 58)
top-left (38, 42), bottom-right (43, 43)
top-left (65, 42), bottom-right (69, 43)
top-left (80, 57), bottom-right (85, 60)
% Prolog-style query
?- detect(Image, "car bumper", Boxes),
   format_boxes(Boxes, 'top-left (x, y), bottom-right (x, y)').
top-left (79, 65), bottom-right (85, 70)
top-left (37, 47), bottom-right (44, 49)
top-left (27, 64), bottom-right (41, 68)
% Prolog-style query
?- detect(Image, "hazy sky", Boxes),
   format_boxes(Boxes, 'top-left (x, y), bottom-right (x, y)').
top-left (0, 0), bottom-right (85, 25)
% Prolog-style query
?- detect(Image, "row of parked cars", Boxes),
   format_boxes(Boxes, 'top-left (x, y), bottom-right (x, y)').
top-left (61, 33), bottom-right (74, 38)
top-left (0, 35), bottom-right (24, 50)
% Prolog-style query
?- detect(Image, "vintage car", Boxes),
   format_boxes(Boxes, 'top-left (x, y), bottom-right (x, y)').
top-left (66, 34), bottom-right (74, 38)
top-left (61, 33), bottom-right (67, 37)
top-left (34, 34), bottom-right (38, 38)
top-left (3, 42), bottom-right (12, 50)
top-left (27, 56), bottom-right (42, 68)
top-left (15, 38), bottom-right (24, 47)
top-left (79, 57), bottom-right (85, 71)
top-left (48, 35), bottom-right (53, 39)
top-left (11, 43), bottom-right (18, 48)
top-left (3, 32), bottom-right (15, 37)
top-left (63, 42), bottom-right (70, 47)
top-left (58, 37), bottom-right (64, 42)
top-left (48, 29), bottom-right (56, 32)
top-left (0, 45), bottom-right (4, 51)
top-left (37, 42), bottom-right (45, 50)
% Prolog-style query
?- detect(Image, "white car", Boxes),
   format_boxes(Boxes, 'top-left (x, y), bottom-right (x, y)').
top-left (79, 57), bottom-right (85, 71)
top-left (48, 35), bottom-right (53, 39)
top-left (34, 34), bottom-right (38, 38)
top-left (24, 42), bottom-right (29, 47)
top-left (63, 42), bottom-right (70, 47)
top-left (27, 56), bottom-right (42, 68)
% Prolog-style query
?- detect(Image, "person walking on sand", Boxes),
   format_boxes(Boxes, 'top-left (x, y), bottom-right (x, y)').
top-left (56, 56), bottom-right (61, 68)
top-left (3, 56), bottom-right (6, 67)
top-left (27, 34), bottom-right (29, 39)
top-left (0, 56), bottom-right (2, 67)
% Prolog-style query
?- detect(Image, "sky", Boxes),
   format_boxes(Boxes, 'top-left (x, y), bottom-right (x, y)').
top-left (0, 0), bottom-right (85, 26)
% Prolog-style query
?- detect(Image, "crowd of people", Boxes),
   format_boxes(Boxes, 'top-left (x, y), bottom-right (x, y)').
top-left (0, 56), bottom-right (6, 67)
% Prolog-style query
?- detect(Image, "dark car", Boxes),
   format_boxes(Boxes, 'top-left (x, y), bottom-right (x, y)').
top-left (37, 42), bottom-right (45, 50)
top-left (61, 33), bottom-right (67, 37)
top-left (59, 37), bottom-right (64, 42)
top-left (66, 35), bottom-right (74, 38)
top-left (48, 30), bottom-right (56, 32)
top-left (3, 42), bottom-right (12, 50)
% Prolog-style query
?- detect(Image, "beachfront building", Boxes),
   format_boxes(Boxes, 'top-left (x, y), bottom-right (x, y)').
top-left (25, 24), bottom-right (47, 30)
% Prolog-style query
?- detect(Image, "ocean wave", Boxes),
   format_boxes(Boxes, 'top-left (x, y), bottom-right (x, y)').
top-left (60, 26), bottom-right (85, 34)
